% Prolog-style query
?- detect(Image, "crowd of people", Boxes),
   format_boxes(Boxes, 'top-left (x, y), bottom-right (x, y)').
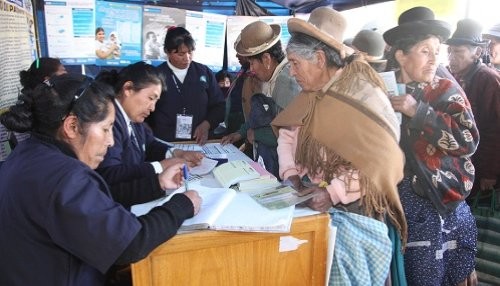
top-left (1, 5), bottom-right (499, 286)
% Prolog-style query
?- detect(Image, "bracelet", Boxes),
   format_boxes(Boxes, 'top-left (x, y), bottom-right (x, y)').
top-left (318, 181), bottom-right (328, 188)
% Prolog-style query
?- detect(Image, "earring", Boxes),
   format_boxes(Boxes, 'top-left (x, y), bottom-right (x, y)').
top-left (266, 65), bottom-right (270, 70)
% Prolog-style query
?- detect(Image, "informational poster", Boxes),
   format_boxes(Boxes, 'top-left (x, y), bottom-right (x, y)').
top-left (0, 0), bottom-right (36, 160)
top-left (44, 0), bottom-right (96, 65)
top-left (142, 6), bottom-right (185, 65)
top-left (0, 0), bottom-right (34, 110)
top-left (226, 15), bottom-right (297, 72)
top-left (185, 11), bottom-right (226, 72)
top-left (226, 16), bottom-right (258, 72)
top-left (95, 0), bottom-right (142, 66)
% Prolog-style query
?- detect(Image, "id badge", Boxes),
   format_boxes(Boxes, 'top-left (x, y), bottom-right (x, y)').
top-left (175, 113), bottom-right (193, 139)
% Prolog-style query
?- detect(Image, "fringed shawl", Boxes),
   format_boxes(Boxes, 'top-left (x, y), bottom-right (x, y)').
top-left (272, 62), bottom-right (407, 246)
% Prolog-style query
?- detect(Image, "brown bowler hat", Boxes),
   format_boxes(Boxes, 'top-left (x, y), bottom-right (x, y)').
top-left (234, 21), bottom-right (281, 57)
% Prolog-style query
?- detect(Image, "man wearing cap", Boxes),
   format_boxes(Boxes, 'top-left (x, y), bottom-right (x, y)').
top-left (221, 21), bottom-right (300, 178)
top-left (483, 23), bottom-right (500, 72)
top-left (447, 19), bottom-right (500, 198)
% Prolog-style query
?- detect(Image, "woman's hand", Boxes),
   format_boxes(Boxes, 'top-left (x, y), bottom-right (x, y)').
top-left (390, 94), bottom-right (418, 117)
top-left (193, 120), bottom-right (210, 145)
top-left (183, 190), bottom-right (202, 215)
top-left (305, 187), bottom-right (332, 212)
top-left (221, 132), bottom-right (242, 145)
top-left (160, 157), bottom-right (185, 172)
top-left (174, 150), bottom-right (204, 167)
top-left (158, 162), bottom-right (184, 190)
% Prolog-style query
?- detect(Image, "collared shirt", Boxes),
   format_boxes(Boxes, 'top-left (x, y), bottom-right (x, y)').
top-left (114, 99), bottom-right (163, 174)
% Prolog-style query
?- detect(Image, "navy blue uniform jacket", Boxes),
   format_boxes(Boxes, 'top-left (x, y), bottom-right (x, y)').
top-left (98, 101), bottom-right (169, 185)
top-left (0, 136), bottom-right (141, 285)
top-left (148, 61), bottom-right (225, 141)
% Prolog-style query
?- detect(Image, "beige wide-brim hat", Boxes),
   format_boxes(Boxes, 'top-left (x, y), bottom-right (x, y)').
top-left (235, 21), bottom-right (281, 57)
top-left (287, 7), bottom-right (354, 59)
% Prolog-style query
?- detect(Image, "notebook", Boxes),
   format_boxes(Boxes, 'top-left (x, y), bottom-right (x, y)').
top-left (131, 184), bottom-right (294, 233)
top-left (212, 160), bottom-right (260, 188)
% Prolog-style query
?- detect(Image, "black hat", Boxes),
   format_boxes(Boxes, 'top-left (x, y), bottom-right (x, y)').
top-left (383, 6), bottom-right (451, 46)
top-left (446, 19), bottom-right (489, 46)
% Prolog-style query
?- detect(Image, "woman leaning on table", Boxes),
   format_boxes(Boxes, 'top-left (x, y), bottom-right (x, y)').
top-left (95, 62), bottom-right (203, 208)
top-left (272, 7), bottom-right (406, 285)
top-left (383, 7), bottom-right (479, 285)
top-left (0, 74), bottom-right (201, 286)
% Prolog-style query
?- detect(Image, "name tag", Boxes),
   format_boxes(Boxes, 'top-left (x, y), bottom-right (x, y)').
top-left (175, 113), bottom-right (193, 139)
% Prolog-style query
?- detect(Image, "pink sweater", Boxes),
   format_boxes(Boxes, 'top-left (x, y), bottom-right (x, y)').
top-left (277, 126), bottom-right (361, 205)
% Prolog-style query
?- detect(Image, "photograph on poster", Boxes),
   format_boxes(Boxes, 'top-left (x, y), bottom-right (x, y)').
top-left (95, 0), bottom-right (142, 66)
top-left (142, 6), bottom-right (185, 63)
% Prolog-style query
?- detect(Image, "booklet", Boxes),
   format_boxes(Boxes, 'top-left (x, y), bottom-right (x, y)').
top-left (379, 71), bottom-right (404, 124)
top-left (250, 185), bottom-right (317, 210)
top-left (212, 160), bottom-right (260, 188)
top-left (237, 175), bottom-right (281, 192)
top-left (131, 184), bottom-right (295, 233)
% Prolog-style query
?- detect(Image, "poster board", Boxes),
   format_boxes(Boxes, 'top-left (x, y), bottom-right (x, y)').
top-left (142, 6), bottom-right (185, 65)
top-left (226, 14), bottom-right (307, 72)
top-left (185, 10), bottom-right (226, 72)
top-left (0, 0), bottom-right (37, 161)
top-left (44, 0), bottom-right (96, 65)
top-left (95, 0), bottom-right (143, 66)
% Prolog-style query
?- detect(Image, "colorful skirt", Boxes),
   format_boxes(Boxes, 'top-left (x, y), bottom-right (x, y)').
top-left (399, 178), bottom-right (477, 285)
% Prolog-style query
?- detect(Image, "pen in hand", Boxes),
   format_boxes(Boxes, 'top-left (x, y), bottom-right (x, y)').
top-left (182, 165), bottom-right (189, 192)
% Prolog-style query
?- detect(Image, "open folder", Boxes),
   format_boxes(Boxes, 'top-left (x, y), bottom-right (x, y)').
top-left (131, 185), bottom-right (295, 233)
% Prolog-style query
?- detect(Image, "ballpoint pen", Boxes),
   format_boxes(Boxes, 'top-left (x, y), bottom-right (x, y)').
top-left (182, 165), bottom-right (189, 192)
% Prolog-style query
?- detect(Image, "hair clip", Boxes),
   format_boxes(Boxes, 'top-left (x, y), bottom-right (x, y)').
top-left (167, 26), bottom-right (177, 32)
top-left (36, 58), bottom-right (40, 69)
top-left (43, 79), bottom-right (53, 87)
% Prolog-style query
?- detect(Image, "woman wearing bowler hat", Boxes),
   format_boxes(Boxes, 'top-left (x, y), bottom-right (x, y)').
top-left (384, 7), bottom-right (479, 285)
top-left (221, 21), bottom-right (300, 179)
top-left (272, 7), bottom-right (406, 284)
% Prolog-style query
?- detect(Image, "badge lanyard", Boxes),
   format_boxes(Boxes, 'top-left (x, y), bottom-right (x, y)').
top-left (172, 74), bottom-right (193, 139)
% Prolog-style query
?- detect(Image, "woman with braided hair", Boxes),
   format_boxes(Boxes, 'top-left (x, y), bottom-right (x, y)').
top-left (272, 7), bottom-right (406, 284)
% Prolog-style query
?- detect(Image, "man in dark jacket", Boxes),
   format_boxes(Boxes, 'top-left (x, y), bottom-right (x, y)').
top-left (447, 19), bottom-right (500, 198)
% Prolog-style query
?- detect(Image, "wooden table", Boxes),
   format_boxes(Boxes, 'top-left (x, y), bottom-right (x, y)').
top-left (131, 213), bottom-right (330, 286)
